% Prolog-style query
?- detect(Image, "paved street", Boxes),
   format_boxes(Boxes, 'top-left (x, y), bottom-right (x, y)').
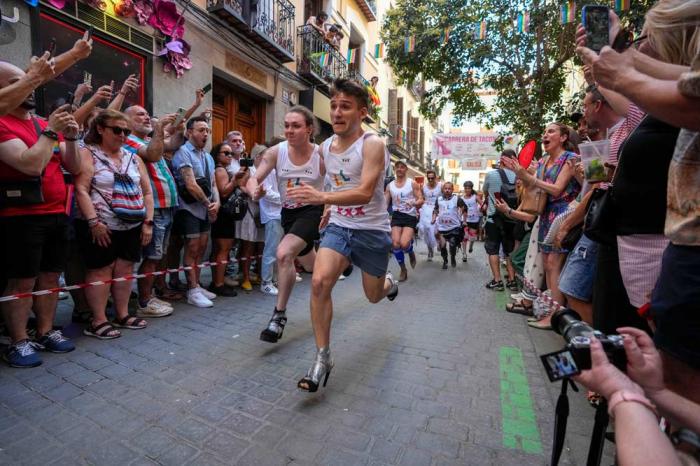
top-left (0, 244), bottom-right (612, 465)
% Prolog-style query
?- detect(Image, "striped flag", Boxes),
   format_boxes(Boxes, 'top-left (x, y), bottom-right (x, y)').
top-left (613, 0), bottom-right (630, 11)
top-left (374, 43), bottom-right (384, 58)
top-left (516, 13), bottom-right (530, 33)
top-left (441, 26), bottom-right (451, 45)
top-left (473, 21), bottom-right (487, 40)
top-left (560, 1), bottom-right (576, 24)
top-left (347, 49), bottom-right (357, 64)
top-left (404, 35), bottom-right (416, 53)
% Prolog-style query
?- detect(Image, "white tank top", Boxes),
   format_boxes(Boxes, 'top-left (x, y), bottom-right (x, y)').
top-left (436, 195), bottom-right (462, 232)
top-left (322, 132), bottom-right (390, 232)
top-left (388, 178), bottom-right (417, 217)
top-left (276, 141), bottom-right (324, 209)
top-left (421, 183), bottom-right (442, 214)
top-left (463, 194), bottom-right (480, 223)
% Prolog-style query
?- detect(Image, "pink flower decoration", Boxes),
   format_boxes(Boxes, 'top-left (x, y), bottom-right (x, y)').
top-left (148, 0), bottom-right (184, 39)
top-left (47, 0), bottom-right (68, 9)
top-left (161, 38), bottom-right (191, 78)
top-left (133, 0), bottom-right (154, 25)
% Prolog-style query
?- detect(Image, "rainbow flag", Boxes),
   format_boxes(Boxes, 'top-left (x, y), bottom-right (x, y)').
top-left (560, 1), bottom-right (576, 24)
top-left (614, 0), bottom-right (630, 11)
top-left (319, 52), bottom-right (329, 67)
top-left (474, 21), bottom-right (487, 40)
top-left (404, 35), bottom-right (416, 53)
top-left (441, 26), bottom-right (451, 45)
top-left (516, 13), bottom-right (530, 33)
top-left (347, 49), bottom-right (357, 64)
top-left (374, 43), bottom-right (384, 58)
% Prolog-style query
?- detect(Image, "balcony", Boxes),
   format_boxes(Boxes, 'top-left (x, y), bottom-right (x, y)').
top-left (348, 69), bottom-right (378, 123)
top-left (356, 0), bottom-right (377, 21)
top-left (387, 123), bottom-right (409, 158)
top-left (296, 26), bottom-right (348, 88)
top-left (208, 0), bottom-right (295, 62)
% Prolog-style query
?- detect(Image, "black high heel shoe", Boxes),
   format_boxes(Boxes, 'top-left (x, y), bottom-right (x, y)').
top-left (260, 310), bottom-right (286, 343)
top-left (298, 348), bottom-right (333, 392)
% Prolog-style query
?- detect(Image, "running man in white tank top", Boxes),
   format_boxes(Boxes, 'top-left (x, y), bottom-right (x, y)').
top-left (432, 182), bottom-right (467, 269)
top-left (247, 107), bottom-right (326, 344)
top-left (285, 79), bottom-right (399, 393)
top-left (386, 160), bottom-right (423, 281)
top-left (417, 169), bottom-right (441, 261)
top-left (461, 181), bottom-right (479, 262)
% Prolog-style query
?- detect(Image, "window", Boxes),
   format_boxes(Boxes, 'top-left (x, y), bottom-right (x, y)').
top-left (397, 98), bottom-right (404, 126)
top-left (36, 13), bottom-right (147, 116)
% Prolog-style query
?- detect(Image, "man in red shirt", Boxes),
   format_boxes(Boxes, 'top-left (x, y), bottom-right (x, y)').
top-left (0, 61), bottom-right (82, 367)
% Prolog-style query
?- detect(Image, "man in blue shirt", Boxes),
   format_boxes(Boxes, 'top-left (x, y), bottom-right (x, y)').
top-left (482, 149), bottom-right (517, 291)
top-left (171, 117), bottom-right (220, 308)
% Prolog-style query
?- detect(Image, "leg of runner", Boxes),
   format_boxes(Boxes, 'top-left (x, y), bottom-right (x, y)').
top-left (391, 226), bottom-right (408, 281)
top-left (438, 233), bottom-right (448, 269)
top-left (461, 227), bottom-right (469, 262)
top-left (400, 229), bottom-right (416, 270)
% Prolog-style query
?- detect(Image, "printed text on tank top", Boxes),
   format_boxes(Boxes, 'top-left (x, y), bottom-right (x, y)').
top-left (322, 132), bottom-right (391, 232)
top-left (436, 195), bottom-right (462, 231)
top-left (276, 141), bottom-right (324, 209)
top-left (389, 178), bottom-right (417, 217)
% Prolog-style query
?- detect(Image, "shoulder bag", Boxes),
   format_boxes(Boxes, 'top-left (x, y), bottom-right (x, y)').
top-left (0, 118), bottom-right (46, 206)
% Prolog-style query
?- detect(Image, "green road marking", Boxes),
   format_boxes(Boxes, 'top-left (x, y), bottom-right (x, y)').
top-left (499, 346), bottom-right (543, 454)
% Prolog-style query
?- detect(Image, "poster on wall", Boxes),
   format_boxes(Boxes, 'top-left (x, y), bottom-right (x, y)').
top-left (461, 158), bottom-right (488, 170)
top-left (431, 132), bottom-right (518, 160)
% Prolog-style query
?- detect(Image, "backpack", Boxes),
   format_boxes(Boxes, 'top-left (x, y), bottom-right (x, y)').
top-left (497, 169), bottom-right (518, 220)
top-left (92, 150), bottom-right (146, 223)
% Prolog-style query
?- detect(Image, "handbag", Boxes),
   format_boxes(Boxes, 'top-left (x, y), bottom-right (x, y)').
top-left (221, 188), bottom-right (247, 221)
top-left (0, 118), bottom-right (46, 207)
top-left (561, 224), bottom-right (583, 250)
top-left (520, 155), bottom-right (549, 215)
top-left (178, 177), bottom-right (211, 204)
top-left (93, 150), bottom-right (146, 223)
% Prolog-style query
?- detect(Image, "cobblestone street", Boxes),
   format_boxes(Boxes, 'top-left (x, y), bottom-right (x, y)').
top-left (0, 245), bottom-right (612, 465)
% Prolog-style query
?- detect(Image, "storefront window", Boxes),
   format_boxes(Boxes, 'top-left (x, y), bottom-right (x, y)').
top-left (37, 13), bottom-right (146, 116)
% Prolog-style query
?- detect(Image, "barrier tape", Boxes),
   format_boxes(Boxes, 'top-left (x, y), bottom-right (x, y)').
top-left (0, 255), bottom-right (263, 303)
top-left (516, 272), bottom-right (566, 318)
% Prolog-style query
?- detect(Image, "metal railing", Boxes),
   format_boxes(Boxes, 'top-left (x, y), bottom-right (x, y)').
top-left (296, 25), bottom-right (347, 82)
top-left (252, 0), bottom-right (295, 55)
top-left (207, 0), bottom-right (244, 18)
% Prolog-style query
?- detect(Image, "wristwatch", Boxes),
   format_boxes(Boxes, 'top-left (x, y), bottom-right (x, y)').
top-left (41, 129), bottom-right (59, 140)
top-left (143, 219), bottom-right (154, 226)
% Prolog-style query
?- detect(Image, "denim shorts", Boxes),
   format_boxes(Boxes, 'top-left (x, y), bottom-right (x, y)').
top-left (320, 223), bottom-right (392, 277)
top-left (558, 234), bottom-right (599, 301)
top-left (143, 208), bottom-right (174, 260)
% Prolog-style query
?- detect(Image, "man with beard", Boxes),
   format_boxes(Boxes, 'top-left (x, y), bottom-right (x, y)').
top-left (123, 105), bottom-right (186, 318)
top-left (0, 61), bottom-right (82, 367)
top-left (417, 169), bottom-right (441, 261)
top-left (432, 182), bottom-right (467, 269)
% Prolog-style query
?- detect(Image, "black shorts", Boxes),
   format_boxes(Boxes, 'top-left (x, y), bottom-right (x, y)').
top-left (75, 220), bottom-right (142, 269)
top-left (282, 205), bottom-right (323, 256)
top-left (484, 216), bottom-right (515, 256)
top-left (438, 227), bottom-right (464, 247)
top-left (211, 213), bottom-right (236, 240)
top-left (0, 214), bottom-right (68, 279)
top-left (651, 244), bottom-right (700, 370)
top-left (173, 210), bottom-right (211, 239)
top-left (466, 222), bottom-right (480, 230)
top-left (390, 211), bottom-right (418, 229)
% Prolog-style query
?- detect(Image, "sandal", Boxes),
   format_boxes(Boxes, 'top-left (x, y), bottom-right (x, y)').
top-left (112, 316), bottom-right (147, 330)
top-left (154, 287), bottom-right (184, 301)
top-left (83, 321), bottom-right (121, 340)
top-left (506, 301), bottom-right (534, 316)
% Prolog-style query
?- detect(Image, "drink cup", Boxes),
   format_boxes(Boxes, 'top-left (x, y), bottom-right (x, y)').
top-left (579, 140), bottom-right (609, 182)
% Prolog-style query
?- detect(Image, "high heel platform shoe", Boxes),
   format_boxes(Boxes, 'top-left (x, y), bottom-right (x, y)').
top-left (260, 310), bottom-right (287, 343)
top-left (297, 347), bottom-right (333, 392)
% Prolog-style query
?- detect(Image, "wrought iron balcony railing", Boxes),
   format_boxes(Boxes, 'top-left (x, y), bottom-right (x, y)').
top-left (296, 25), bottom-right (348, 86)
top-left (253, 0), bottom-right (295, 57)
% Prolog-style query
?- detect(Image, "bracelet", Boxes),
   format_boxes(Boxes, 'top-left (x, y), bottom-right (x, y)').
top-left (607, 390), bottom-right (657, 419)
top-left (41, 129), bottom-right (59, 140)
top-left (87, 217), bottom-right (100, 227)
top-left (64, 136), bottom-right (78, 142)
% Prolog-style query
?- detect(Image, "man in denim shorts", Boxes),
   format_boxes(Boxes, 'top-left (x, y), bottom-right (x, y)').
top-left (286, 79), bottom-right (398, 393)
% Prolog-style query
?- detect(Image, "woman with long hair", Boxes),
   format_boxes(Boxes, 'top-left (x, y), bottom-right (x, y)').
top-left (75, 109), bottom-right (154, 339)
top-left (502, 123), bottom-right (581, 329)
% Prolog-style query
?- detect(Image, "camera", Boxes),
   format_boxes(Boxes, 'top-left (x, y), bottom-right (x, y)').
top-left (540, 308), bottom-right (626, 381)
top-left (239, 157), bottom-right (254, 168)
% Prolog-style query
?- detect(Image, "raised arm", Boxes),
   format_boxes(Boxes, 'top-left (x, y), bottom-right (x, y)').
top-left (247, 146), bottom-right (278, 200)
top-left (72, 85), bottom-right (112, 127)
top-left (0, 54), bottom-right (54, 116)
top-left (412, 180), bottom-right (424, 209)
top-left (107, 74), bottom-right (139, 112)
top-left (50, 31), bottom-right (93, 83)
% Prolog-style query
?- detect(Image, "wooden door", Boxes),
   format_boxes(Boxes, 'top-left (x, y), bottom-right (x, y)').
top-left (212, 80), bottom-right (266, 149)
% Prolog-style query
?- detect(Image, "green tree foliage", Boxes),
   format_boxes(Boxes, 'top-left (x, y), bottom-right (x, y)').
top-left (381, 0), bottom-right (652, 141)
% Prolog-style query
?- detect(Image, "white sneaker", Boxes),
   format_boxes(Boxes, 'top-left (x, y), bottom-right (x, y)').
top-left (187, 289), bottom-right (213, 308)
top-left (295, 273), bottom-right (302, 283)
top-left (510, 292), bottom-right (524, 301)
top-left (260, 282), bottom-right (279, 296)
top-left (137, 299), bottom-right (174, 318)
top-left (197, 287), bottom-right (217, 300)
top-left (150, 297), bottom-right (174, 310)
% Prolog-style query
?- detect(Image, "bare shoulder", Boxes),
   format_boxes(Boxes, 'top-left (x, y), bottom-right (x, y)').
top-left (362, 133), bottom-right (385, 149)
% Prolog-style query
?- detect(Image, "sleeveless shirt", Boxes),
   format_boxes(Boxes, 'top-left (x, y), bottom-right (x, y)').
top-left (388, 178), bottom-right (417, 217)
top-left (435, 195), bottom-right (463, 232)
top-left (276, 141), bottom-right (324, 209)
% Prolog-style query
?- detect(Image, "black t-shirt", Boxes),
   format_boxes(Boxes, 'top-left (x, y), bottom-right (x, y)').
top-left (613, 115), bottom-right (680, 235)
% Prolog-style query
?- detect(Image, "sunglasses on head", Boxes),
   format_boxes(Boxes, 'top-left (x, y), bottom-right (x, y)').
top-left (104, 125), bottom-right (131, 137)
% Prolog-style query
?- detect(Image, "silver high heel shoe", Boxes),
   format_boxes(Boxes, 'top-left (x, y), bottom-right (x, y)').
top-left (297, 347), bottom-right (333, 392)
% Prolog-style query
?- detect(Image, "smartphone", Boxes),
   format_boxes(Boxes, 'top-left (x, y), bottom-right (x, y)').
top-left (239, 157), bottom-right (254, 168)
top-left (201, 83), bottom-right (212, 95)
top-left (494, 192), bottom-right (502, 202)
top-left (47, 38), bottom-right (57, 58)
top-left (173, 107), bottom-right (187, 127)
top-left (540, 349), bottom-right (581, 382)
top-left (83, 71), bottom-right (92, 86)
top-left (582, 5), bottom-right (610, 53)
top-left (86, 25), bottom-right (94, 41)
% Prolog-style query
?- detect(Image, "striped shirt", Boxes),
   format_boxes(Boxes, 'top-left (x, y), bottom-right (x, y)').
top-left (123, 135), bottom-right (178, 209)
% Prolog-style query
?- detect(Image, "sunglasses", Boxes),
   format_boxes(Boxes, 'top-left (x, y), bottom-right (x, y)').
top-left (612, 29), bottom-right (647, 53)
top-left (104, 125), bottom-right (131, 137)
top-left (220, 151), bottom-right (233, 157)
top-left (427, 177), bottom-right (436, 180)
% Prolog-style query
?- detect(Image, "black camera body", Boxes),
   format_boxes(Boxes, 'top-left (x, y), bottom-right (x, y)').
top-left (239, 157), bottom-right (254, 168)
top-left (540, 309), bottom-right (626, 382)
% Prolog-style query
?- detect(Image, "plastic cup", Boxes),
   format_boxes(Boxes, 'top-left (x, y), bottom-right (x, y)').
top-left (579, 140), bottom-right (609, 182)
